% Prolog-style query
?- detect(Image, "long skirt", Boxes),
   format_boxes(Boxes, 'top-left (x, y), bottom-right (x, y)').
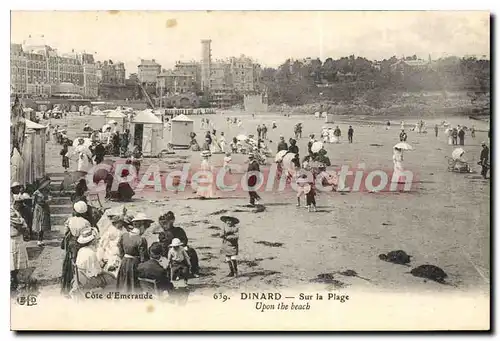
top-left (116, 257), bottom-right (140, 292)
top-left (185, 247), bottom-right (199, 275)
top-left (448, 136), bottom-right (453, 145)
top-left (32, 204), bottom-right (51, 233)
top-left (392, 161), bottom-right (405, 183)
top-left (62, 156), bottom-right (69, 169)
top-left (11, 236), bottom-right (28, 271)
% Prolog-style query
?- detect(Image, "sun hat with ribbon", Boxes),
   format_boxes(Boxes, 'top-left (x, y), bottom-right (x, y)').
top-left (73, 201), bottom-right (88, 214)
top-left (169, 238), bottom-right (183, 247)
top-left (220, 216), bottom-right (240, 225)
top-left (132, 213), bottom-right (154, 223)
top-left (77, 227), bottom-right (98, 244)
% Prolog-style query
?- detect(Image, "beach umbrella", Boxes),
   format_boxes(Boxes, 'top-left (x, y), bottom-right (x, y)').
top-left (236, 134), bottom-right (248, 141)
top-left (275, 150), bottom-right (288, 162)
top-left (452, 148), bottom-right (466, 160)
top-left (311, 141), bottom-right (324, 153)
top-left (282, 152), bottom-right (296, 170)
top-left (101, 124), bottom-right (111, 132)
top-left (393, 142), bottom-right (413, 150)
top-left (72, 137), bottom-right (92, 148)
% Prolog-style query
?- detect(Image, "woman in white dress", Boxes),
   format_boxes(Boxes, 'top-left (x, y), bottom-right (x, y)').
top-left (321, 127), bottom-right (329, 143)
top-left (70, 138), bottom-right (93, 172)
top-left (328, 128), bottom-right (335, 143)
top-left (446, 128), bottom-right (453, 145)
top-left (97, 215), bottom-right (128, 273)
top-left (196, 151), bottom-right (215, 199)
top-left (392, 147), bottom-right (404, 183)
top-left (210, 132), bottom-right (222, 154)
top-left (219, 132), bottom-right (227, 153)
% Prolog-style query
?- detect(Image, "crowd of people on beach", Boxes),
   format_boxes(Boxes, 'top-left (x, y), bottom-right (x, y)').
top-left (10, 109), bottom-right (491, 298)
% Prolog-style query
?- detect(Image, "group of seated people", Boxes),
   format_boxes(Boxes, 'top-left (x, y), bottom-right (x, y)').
top-left (62, 202), bottom-right (199, 297)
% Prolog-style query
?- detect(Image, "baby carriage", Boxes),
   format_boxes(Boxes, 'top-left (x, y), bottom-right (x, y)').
top-left (447, 148), bottom-right (472, 173)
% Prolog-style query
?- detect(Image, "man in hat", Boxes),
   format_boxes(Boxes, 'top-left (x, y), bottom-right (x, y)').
top-left (479, 142), bottom-right (490, 179)
top-left (348, 125), bottom-right (354, 144)
top-left (247, 153), bottom-right (262, 206)
top-left (11, 182), bottom-right (22, 201)
top-left (288, 138), bottom-right (299, 155)
top-left (137, 242), bottom-right (174, 292)
top-left (158, 211), bottom-right (199, 277)
top-left (277, 136), bottom-right (288, 152)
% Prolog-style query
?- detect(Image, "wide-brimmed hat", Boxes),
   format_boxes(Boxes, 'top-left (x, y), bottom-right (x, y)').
top-left (201, 150), bottom-right (212, 158)
top-left (77, 227), bottom-right (98, 244)
top-left (169, 238), bottom-right (183, 247)
top-left (220, 216), bottom-right (240, 225)
top-left (11, 182), bottom-right (21, 188)
top-left (73, 201), bottom-right (88, 214)
top-left (248, 153), bottom-right (255, 158)
top-left (481, 141), bottom-right (487, 146)
top-left (132, 213), bottom-right (153, 223)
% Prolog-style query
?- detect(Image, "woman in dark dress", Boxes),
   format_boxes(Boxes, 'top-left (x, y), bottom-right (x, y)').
top-left (116, 221), bottom-right (149, 292)
top-left (60, 140), bottom-right (70, 172)
top-left (32, 176), bottom-right (52, 247)
top-left (61, 201), bottom-right (92, 295)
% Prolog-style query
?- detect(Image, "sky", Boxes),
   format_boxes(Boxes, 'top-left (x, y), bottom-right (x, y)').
top-left (11, 11), bottom-right (490, 76)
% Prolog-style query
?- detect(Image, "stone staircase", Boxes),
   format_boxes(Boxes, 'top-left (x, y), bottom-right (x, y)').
top-left (27, 172), bottom-right (75, 287)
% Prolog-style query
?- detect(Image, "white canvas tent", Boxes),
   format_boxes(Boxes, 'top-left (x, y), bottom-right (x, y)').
top-left (11, 119), bottom-right (47, 185)
top-left (105, 109), bottom-right (127, 131)
top-left (130, 109), bottom-right (165, 156)
top-left (170, 114), bottom-right (194, 148)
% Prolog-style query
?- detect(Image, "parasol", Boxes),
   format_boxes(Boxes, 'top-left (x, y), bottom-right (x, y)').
top-left (282, 153), bottom-right (297, 170)
top-left (311, 141), bottom-right (324, 153)
top-left (452, 148), bottom-right (465, 160)
top-left (393, 142), bottom-right (413, 150)
top-left (102, 124), bottom-right (111, 132)
top-left (72, 137), bottom-right (92, 148)
top-left (236, 134), bottom-right (248, 141)
top-left (275, 150), bottom-right (288, 162)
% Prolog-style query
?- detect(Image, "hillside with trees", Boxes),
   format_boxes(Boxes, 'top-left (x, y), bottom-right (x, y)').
top-left (260, 55), bottom-right (490, 117)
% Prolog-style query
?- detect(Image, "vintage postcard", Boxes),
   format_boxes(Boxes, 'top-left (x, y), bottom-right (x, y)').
top-left (10, 10), bottom-right (490, 331)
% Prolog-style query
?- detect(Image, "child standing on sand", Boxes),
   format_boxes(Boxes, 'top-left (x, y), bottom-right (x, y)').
top-left (166, 238), bottom-right (192, 286)
top-left (223, 152), bottom-right (232, 174)
top-left (220, 216), bottom-right (240, 277)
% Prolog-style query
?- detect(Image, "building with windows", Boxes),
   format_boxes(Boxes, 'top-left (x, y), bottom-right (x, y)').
top-left (156, 70), bottom-right (196, 95)
top-left (138, 59), bottom-right (161, 85)
top-left (96, 60), bottom-right (126, 85)
top-left (10, 41), bottom-right (99, 98)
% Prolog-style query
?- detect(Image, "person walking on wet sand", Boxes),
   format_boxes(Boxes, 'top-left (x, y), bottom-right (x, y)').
top-left (247, 153), bottom-right (262, 206)
top-left (399, 130), bottom-right (407, 142)
top-left (220, 216), bottom-right (240, 277)
top-left (256, 125), bottom-right (262, 139)
top-left (458, 127), bottom-right (465, 146)
top-left (348, 125), bottom-right (354, 143)
top-left (479, 141), bottom-right (489, 179)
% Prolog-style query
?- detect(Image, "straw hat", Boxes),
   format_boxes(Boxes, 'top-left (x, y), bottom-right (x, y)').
top-left (481, 141), bottom-right (487, 146)
top-left (73, 201), bottom-right (88, 214)
top-left (77, 227), bottom-right (98, 244)
top-left (132, 213), bottom-right (154, 223)
top-left (248, 153), bottom-right (255, 158)
top-left (220, 216), bottom-right (240, 225)
top-left (11, 182), bottom-right (21, 188)
top-left (201, 150), bottom-right (212, 158)
top-left (169, 238), bottom-right (183, 247)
